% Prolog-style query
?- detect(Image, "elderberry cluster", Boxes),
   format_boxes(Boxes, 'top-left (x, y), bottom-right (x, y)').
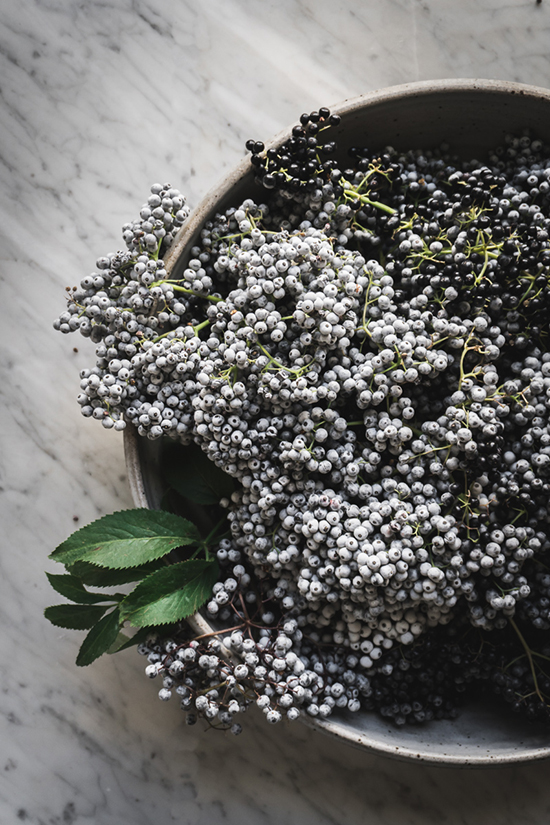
top-left (56, 110), bottom-right (550, 730)
top-left (54, 184), bottom-right (190, 429)
top-left (246, 106), bottom-right (341, 193)
top-left (138, 542), bottom-right (374, 728)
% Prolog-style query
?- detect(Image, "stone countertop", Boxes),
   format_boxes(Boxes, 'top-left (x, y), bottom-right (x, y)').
top-left (2, 1), bottom-right (550, 822)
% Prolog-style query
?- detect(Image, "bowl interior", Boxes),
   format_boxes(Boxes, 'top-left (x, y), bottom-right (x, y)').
top-left (126, 80), bottom-right (550, 765)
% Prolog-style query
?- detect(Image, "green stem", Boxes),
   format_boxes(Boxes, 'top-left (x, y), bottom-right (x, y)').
top-left (404, 444), bottom-right (452, 462)
top-left (171, 285), bottom-right (222, 302)
top-left (257, 343), bottom-right (305, 376)
top-left (344, 188), bottom-right (396, 215)
top-left (510, 618), bottom-right (546, 706)
top-left (353, 166), bottom-right (379, 193)
top-left (151, 237), bottom-right (163, 261)
top-left (194, 319), bottom-right (211, 335)
top-left (150, 329), bottom-right (175, 344)
top-left (151, 280), bottom-right (223, 303)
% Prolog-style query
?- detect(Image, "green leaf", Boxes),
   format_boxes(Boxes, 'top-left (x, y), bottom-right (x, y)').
top-left (108, 626), bottom-right (152, 654)
top-left (163, 442), bottom-right (235, 505)
top-left (67, 560), bottom-right (165, 587)
top-left (120, 559), bottom-right (218, 627)
top-left (44, 603), bottom-right (109, 630)
top-left (76, 608), bottom-right (122, 666)
top-left (50, 509), bottom-right (200, 569)
top-left (46, 572), bottom-right (121, 605)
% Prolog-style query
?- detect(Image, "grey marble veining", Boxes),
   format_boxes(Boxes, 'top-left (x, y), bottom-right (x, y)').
top-left (2, 1), bottom-right (550, 822)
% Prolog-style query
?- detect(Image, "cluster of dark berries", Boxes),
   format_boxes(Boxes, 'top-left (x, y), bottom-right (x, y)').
top-left (56, 110), bottom-right (550, 732)
top-left (246, 107), bottom-right (341, 193)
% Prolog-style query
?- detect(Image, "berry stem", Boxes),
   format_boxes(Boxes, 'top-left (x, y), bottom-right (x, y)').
top-left (152, 280), bottom-right (223, 303)
top-left (193, 319), bottom-right (211, 335)
top-left (343, 187), bottom-right (396, 216)
top-left (509, 618), bottom-right (546, 706)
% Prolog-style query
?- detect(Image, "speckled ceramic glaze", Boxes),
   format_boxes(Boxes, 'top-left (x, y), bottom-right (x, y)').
top-left (125, 79), bottom-right (550, 766)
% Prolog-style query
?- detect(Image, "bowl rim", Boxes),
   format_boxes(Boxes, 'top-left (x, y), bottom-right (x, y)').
top-left (125, 78), bottom-right (550, 765)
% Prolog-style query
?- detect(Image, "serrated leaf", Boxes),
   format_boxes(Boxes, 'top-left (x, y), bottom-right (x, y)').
top-left (67, 560), bottom-right (165, 587)
top-left (119, 559), bottom-right (218, 627)
top-left (50, 509), bottom-right (200, 569)
top-left (46, 573), bottom-right (121, 605)
top-left (44, 603), bottom-right (109, 630)
top-left (163, 442), bottom-right (235, 505)
top-left (76, 608), bottom-right (122, 666)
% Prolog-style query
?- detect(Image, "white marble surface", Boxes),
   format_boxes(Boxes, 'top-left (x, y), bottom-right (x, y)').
top-left (3, 0), bottom-right (550, 822)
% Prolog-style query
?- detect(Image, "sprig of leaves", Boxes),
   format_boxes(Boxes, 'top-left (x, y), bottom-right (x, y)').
top-left (45, 439), bottom-right (235, 666)
top-left (45, 508), bottom-right (219, 666)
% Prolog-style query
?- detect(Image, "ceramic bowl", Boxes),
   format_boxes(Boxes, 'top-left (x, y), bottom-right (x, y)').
top-left (125, 78), bottom-right (550, 765)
